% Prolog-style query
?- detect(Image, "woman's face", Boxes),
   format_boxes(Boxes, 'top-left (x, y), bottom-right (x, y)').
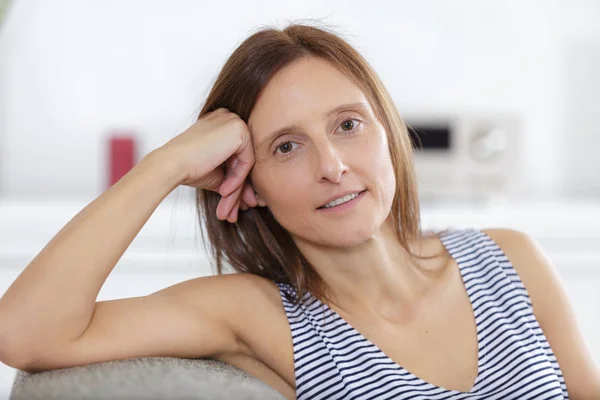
top-left (248, 56), bottom-right (396, 247)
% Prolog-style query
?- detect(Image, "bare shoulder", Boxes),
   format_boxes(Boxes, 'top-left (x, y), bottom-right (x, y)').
top-left (479, 227), bottom-right (562, 319)
top-left (204, 273), bottom-right (292, 359)
top-left (480, 227), bottom-right (571, 328)
top-left (481, 227), bottom-right (600, 398)
top-left (175, 272), bottom-right (295, 398)
top-left (162, 272), bottom-right (283, 336)
top-left (155, 272), bottom-right (277, 317)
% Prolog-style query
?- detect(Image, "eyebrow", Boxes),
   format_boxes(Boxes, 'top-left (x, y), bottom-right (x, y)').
top-left (255, 101), bottom-right (370, 150)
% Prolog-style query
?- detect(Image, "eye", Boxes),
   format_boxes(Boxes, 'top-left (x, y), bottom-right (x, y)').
top-left (274, 141), bottom-right (298, 157)
top-left (337, 118), bottom-right (362, 133)
top-left (273, 118), bottom-right (362, 159)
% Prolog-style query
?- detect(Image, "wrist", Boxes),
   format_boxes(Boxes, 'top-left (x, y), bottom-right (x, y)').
top-left (139, 148), bottom-right (184, 191)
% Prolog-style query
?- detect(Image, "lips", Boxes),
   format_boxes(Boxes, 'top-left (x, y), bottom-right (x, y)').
top-left (317, 190), bottom-right (366, 209)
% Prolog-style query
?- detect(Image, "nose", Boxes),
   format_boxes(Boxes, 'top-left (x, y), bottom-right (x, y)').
top-left (315, 140), bottom-right (349, 183)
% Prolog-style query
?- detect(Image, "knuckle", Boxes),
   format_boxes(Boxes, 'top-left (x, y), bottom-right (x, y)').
top-left (207, 108), bottom-right (229, 119)
top-left (230, 116), bottom-right (246, 130)
top-left (231, 120), bottom-right (248, 142)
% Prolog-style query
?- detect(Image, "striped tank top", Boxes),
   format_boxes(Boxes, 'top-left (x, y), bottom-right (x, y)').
top-left (276, 228), bottom-right (569, 399)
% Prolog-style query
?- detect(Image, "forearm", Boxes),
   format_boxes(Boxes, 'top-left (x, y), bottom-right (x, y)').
top-left (0, 149), bottom-right (181, 350)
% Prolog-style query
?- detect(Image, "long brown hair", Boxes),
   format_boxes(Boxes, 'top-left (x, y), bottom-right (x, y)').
top-left (195, 20), bottom-right (446, 307)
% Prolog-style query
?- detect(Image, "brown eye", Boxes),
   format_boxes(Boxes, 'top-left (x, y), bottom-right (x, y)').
top-left (274, 141), bottom-right (298, 158)
top-left (338, 118), bottom-right (361, 133)
top-left (278, 142), bottom-right (292, 153)
top-left (341, 119), bottom-right (355, 131)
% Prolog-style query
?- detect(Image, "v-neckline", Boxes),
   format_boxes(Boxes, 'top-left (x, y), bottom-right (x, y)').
top-left (311, 228), bottom-right (485, 394)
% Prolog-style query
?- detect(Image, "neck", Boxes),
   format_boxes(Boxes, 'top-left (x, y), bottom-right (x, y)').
top-left (295, 217), bottom-right (448, 322)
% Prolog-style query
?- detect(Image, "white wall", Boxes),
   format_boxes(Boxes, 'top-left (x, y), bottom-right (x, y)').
top-left (1, 0), bottom-right (599, 201)
top-left (557, 3), bottom-right (600, 197)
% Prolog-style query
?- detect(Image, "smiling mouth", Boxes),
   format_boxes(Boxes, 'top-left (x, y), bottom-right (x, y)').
top-left (317, 190), bottom-right (366, 209)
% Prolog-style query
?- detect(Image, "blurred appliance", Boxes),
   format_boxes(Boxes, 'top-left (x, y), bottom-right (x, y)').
top-left (405, 113), bottom-right (522, 204)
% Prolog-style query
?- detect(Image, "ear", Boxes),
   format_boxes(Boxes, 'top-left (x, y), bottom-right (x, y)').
top-left (254, 190), bottom-right (268, 207)
top-left (247, 177), bottom-right (268, 207)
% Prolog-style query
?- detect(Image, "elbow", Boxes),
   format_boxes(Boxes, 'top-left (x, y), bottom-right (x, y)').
top-left (0, 348), bottom-right (47, 374)
top-left (0, 333), bottom-right (38, 372)
top-left (0, 332), bottom-right (78, 374)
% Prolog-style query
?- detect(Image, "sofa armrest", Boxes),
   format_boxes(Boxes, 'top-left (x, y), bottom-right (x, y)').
top-left (10, 357), bottom-right (285, 400)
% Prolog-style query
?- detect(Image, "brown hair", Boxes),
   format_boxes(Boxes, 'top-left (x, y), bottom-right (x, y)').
top-left (195, 20), bottom-right (447, 308)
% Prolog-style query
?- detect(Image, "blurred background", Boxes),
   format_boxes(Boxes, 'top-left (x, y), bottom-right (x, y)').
top-left (0, 0), bottom-right (599, 396)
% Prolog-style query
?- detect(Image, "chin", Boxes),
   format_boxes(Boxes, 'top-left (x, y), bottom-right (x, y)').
top-left (282, 209), bottom-right (384, 247)
top-left (317, 223), bottom-right (378, 248)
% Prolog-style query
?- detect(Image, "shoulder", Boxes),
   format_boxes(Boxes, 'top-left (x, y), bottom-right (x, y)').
top-left (169, 272), bottom-right (280, 308)
top-left (168, 272), bottom-right (283, 340)
top-left (479, 227), bottom-right (561, 320)
top-left (202, 272), bottom-right (283, 315)
top-left (479, 228), bottom-right (549, 296)
top-left (193, 272), bottom-right (286, 333)
top-left (177, 273), bottom-right (295, 395)
top-left (480, 227), bottom-right (570, 331)
top-left (481, 227), bottom-right (600, 398)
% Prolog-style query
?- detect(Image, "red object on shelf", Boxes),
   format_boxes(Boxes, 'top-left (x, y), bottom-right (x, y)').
top-left (108, 135), bottom-right (137, 189)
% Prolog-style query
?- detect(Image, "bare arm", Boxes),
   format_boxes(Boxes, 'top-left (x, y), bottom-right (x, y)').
top-left (0, 149), bottom-right (182, 365)
top-left (0, 109), bottom-right (257, 372)
top-left (5, 272), bottom-right (259, 374)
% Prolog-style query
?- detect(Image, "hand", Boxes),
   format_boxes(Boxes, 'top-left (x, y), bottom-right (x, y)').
top-left (155, 108), bottom-right (258, 223)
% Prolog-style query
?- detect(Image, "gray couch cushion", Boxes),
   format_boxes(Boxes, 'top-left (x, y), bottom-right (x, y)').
top-left (10, 357), bottom-right (286, 400)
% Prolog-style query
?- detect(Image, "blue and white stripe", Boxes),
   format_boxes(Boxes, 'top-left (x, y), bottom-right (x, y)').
top-left (277, 228), bottom-right (569, 399)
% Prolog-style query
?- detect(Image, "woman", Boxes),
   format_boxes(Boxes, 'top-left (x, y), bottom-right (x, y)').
top-left (0, 22), bottom-right (598, 400)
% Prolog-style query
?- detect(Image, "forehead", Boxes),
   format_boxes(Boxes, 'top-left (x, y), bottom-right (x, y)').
top-left (248, 57), bottom-right (368, 138)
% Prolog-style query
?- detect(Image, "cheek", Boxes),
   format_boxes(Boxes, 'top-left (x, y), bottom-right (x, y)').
top-left (380, 160), bottom-right (397, 205)
top-left (250, 163), bottom-right (311, 207)
top-left (368, 133), bottom-right (396, 202)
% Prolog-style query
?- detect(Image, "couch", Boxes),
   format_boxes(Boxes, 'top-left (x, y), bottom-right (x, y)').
top-left (9, 357), bottom-right (286, 399)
